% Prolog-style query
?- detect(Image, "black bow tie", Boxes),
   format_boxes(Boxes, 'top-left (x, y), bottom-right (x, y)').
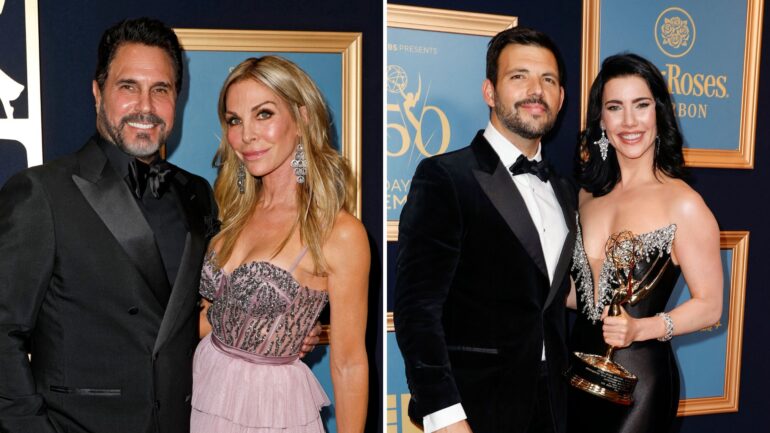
top-left (509, 154), bottom-right (550, 182)
top-left (128, 159), bottom-right (172, 199)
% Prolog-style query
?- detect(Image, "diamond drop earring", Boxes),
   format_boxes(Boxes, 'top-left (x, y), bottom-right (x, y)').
top-left (290, 143), bottom-right (307, 184)
top-left (237, 162), bottom-right (246, 194)
top-left (594, 128), bottom-right (610, 161)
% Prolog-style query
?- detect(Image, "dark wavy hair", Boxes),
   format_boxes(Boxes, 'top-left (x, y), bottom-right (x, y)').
top-left (486, 26), bottom-right (566, 86)
top-left (94, 17), bottom-right (183, 94)
top-left (576, 53), bottom-right (686, 196)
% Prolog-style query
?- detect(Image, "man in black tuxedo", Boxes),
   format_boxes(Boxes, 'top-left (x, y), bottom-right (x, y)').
top-left (394, 27), bottom-right (577, 433)
top-left (0, 18), bottom-right (217, 433)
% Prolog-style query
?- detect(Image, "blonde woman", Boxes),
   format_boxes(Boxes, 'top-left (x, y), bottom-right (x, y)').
top-left (192, 56), bottom-right (369, 433)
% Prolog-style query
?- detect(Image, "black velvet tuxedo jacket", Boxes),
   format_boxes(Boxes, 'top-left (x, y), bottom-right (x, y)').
top-left (394, 132), bottom-right (577, 433)
top-left (0, 137), bottom-right (217, 433)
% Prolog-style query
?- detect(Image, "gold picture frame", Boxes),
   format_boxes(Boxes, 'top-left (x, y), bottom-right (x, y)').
top-left (581, 0), bottom-right (764, 168)
top-left (677, 231), bottom-right (749, 416)
top-left (174, 29), bottom-right (363, 218)
top-left (386, 5), bottom-right (516, 241)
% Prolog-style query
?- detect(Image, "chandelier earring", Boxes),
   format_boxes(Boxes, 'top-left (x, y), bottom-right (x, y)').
top-left (594, 128), bottom-right (610, 161)
top-left (237, 162), bottom-right (246, 194)
top-left (290, 142), bottom-right (307, 184)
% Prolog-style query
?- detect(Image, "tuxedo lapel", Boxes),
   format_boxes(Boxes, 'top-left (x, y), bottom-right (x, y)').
top-left (470, 133), bottom-right (548, 278)
top-left (154, 171), bottom-right (207, 354)
top-left (543, 175), bottom-right (577, 310)
top-left (71, 140), bottom-right (168, 311)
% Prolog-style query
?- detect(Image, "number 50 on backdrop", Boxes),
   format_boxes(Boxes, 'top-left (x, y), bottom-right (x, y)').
top-left (386, 5), bottom-right (516, 241)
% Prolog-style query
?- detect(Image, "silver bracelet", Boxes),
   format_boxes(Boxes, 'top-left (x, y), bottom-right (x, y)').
top-left (656, 312), bottom-right (674, 342)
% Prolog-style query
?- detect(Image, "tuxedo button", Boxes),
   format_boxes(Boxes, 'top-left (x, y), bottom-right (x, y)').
top-left (128, 306), bottom-right (139, 315)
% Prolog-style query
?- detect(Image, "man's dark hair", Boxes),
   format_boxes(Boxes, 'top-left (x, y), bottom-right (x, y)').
top-left (486, 26), bottom-right (566, 86)
top-left (94, 17), bottom-right (183, 94)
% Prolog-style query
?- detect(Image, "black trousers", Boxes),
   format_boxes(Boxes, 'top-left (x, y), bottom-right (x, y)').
top-left (524, 362), bottom-right (556, 433)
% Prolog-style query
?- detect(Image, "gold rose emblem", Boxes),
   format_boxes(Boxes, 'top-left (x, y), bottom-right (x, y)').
top-left (655, 7), bottom-right (696, 58)
top-left (661, 16), bottom-right (690, 49)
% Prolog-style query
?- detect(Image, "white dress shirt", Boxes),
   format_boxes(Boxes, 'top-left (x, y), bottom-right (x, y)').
top-left (422, 122), bottom-right (568, 433)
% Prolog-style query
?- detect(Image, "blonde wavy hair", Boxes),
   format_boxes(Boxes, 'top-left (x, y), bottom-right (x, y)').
top-left (211, 56), bottom-right (355, 275)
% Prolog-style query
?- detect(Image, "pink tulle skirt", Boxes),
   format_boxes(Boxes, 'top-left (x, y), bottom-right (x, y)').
top-left (190, 334), bottom-right (330, 433)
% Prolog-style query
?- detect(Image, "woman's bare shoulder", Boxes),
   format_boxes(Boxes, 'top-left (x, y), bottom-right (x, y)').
top-left (329, 211), bottom-right (368, 243)
top-left (658, 179), bottom-right (710, 219)
top-left (324, 211), bottom-right (370, 268)
top-left (646, 178), bottom-right (715, 236)
top-left (578, 187), bottom-right (593, 202)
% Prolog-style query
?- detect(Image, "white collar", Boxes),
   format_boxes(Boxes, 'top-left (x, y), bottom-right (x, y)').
top-left (482, 121), bottom-right (543, 168)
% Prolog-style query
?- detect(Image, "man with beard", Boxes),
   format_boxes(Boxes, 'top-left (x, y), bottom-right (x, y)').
top-left (394, 27), bottom-right (576, 433)
top-left (0, 18), bottom-right (213, 433)
top-left (1, 18), bottom-right (281, 433)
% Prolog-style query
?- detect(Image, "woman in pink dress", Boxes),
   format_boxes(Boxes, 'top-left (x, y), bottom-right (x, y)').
top-left (192, 56), bottom-right (369, 433)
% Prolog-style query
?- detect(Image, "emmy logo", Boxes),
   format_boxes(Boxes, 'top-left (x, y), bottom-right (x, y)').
top-left (386, 64), bottom-right (450, 159)
top-left (655, 7), bottom-right (696, 58)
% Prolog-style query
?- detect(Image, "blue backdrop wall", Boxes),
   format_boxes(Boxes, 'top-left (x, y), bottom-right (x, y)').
top-left (0, 1), bottom-right (382, 432)
top-left (387, 1), bottom-right (770, 432)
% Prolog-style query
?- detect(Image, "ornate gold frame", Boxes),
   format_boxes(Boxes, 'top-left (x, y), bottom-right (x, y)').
top-left (388, 4), bottom-right (517, 36)
top-left (581, 0), bottom-right (764, 169)
top-left (676, 231), bottom-right (749, 416)
top-left (386, 5), bottom-right (516, 241)
top-left (174, 29), bottom-right (363, 218)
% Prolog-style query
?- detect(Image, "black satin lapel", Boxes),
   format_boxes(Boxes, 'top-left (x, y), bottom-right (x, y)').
top-left (154, 233), bottom-right (204, 354)
top-left (473, 164), bottom-right (548, 278)
top-left (169, 172), bottom-right (206, 237)
top-left (72, 165), bottom-right (169, 309)
top-left (544, 178), bottom-right (577, 310)
top-left (154, 174), bottom-right (207, 354)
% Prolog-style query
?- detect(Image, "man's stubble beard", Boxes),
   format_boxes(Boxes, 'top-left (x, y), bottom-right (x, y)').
top-left (97, 101), bottom-right (168, 159)
top-left (494, 93), bottom-right (557, 140)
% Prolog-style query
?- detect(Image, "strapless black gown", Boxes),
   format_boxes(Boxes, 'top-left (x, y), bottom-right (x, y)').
top-left (568, 217), bottom-right (681, 433)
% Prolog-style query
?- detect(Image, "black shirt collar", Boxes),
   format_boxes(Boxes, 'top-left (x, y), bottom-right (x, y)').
top-left (94, 132), bottom-right (159, 178)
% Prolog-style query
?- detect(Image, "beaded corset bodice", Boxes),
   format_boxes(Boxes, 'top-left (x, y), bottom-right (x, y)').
top-left (200, 251), bottom-right (328, 357)
top-left (570, 214), bottom-right (678, 323)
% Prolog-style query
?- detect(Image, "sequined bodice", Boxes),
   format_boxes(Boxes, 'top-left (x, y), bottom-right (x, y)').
top-left (570, 214), bottom-right (678, 323)
top-left (200, 251), bottom-right (328, 357)
top-left (568, 214), bottom-right (683, 432)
